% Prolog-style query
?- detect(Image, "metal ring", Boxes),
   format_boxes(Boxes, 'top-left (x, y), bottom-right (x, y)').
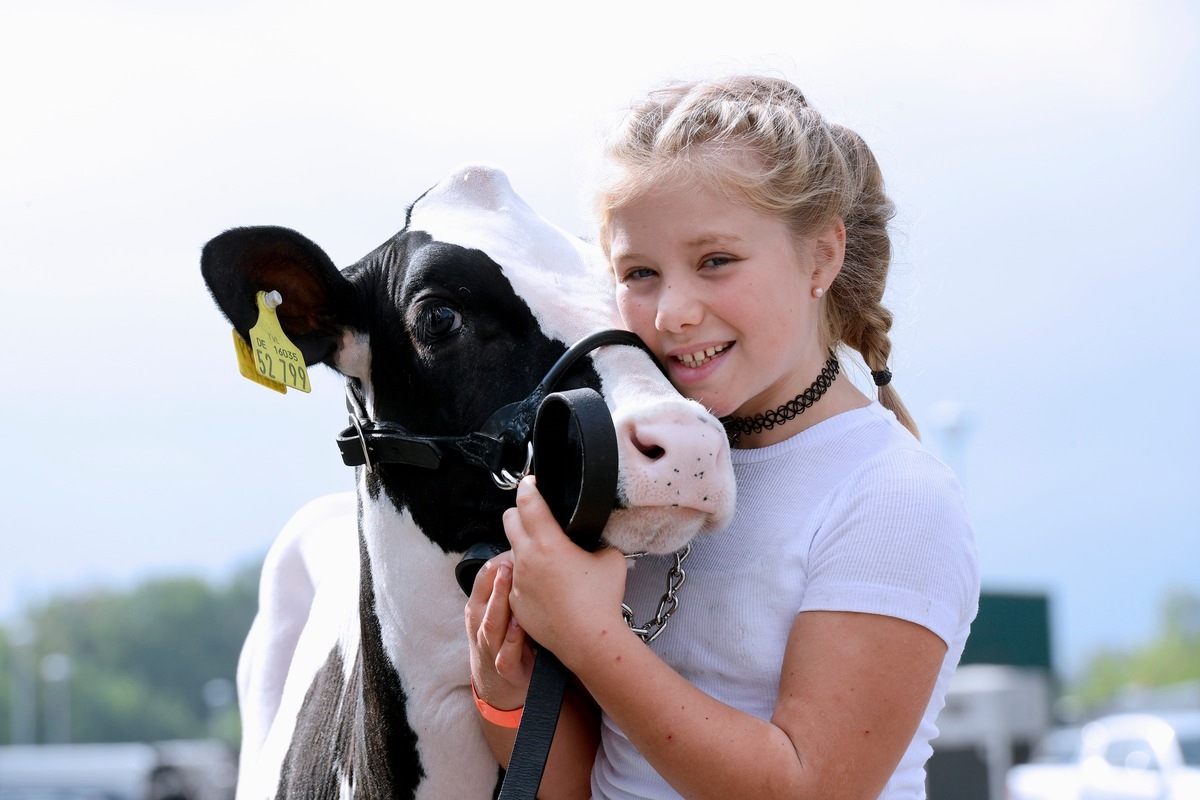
top-left (490, 442), bottom-right (533, 490)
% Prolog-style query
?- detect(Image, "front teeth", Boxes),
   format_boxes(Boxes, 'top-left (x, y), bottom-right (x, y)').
top-left (678, 344), bottom-right (728, 368)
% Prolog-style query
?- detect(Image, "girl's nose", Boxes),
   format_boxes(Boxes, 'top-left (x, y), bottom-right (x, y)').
top-left (655, 282), bottom-right (703, 332)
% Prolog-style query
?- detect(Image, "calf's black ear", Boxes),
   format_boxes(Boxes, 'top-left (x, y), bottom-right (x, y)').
top-left (200, 226), bottom-right (361, 366)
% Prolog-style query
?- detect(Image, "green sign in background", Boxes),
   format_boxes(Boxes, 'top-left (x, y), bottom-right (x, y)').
top-left (960, 591), bottom-right (1053, 670)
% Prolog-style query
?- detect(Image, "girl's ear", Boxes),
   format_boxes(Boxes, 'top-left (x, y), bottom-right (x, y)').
top-left (811, 217), bottom-right (847, 287)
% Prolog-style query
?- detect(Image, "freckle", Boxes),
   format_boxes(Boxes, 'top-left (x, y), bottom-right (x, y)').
top-left (666, 482), bottom-right (671, 487)
top-left (673, 468), bottom-right (680, 473)
top-left (703, 496), bottom-right (708, 501)
top-left (666, 734), bottom-right (673, 741)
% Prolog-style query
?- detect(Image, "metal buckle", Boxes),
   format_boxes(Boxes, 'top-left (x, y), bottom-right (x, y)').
top-left (348, 412), bottom-right (374, 472)
top-left (490, 442), bottom-right (533, 490)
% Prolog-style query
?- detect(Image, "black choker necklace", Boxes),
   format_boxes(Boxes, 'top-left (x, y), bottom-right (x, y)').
top-left (721, 351), bottom-right (840, 444)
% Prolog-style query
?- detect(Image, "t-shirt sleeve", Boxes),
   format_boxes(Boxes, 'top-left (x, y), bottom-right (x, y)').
top-left (797, 448), bottom-right (980, 646)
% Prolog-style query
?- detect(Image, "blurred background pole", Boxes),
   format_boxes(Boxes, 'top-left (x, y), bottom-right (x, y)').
top-left (203, 677), bottom-right (235, 740)
top-left (10, 619), bottom-right (36, 744)
top-left (40, 652), bottom-right (72, 744)
top-left (929, 399), bottom-right (975, 497)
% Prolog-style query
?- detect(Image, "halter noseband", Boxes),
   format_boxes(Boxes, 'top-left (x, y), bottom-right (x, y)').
top-left (335, 329), bottom-right (659, 489)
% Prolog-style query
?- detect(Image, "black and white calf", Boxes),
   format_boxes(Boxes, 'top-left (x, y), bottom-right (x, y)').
top-left (201, 165), bottom-right (736, 799)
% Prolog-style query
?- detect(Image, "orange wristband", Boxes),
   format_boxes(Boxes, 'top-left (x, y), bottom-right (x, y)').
top-left (471, 680), bottom-right (523, 728)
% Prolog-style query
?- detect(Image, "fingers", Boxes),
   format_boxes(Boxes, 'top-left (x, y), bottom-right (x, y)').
top-left (493, 613), bottom-right (531, 681)
top-left (466, 556), bottom-right (533, 710)
top-left (468, 555), bottom-right (511, 637)
top-left (469, 558), bottom-right (528, 669)
top-left (465, 551), bottom-right (505, 625)
top-left (515, 474), bottom-right (556, 526)
top-left (479, 560), bottom-right (516, 657)
top-left (505, 475), bottom-right (565, 552)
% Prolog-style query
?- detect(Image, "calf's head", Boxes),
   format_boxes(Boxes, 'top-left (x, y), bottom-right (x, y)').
top-left (201, 165), bottom-right (734, 556)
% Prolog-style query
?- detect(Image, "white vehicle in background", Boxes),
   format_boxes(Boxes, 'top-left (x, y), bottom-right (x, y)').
top-left (1005, 724), bottom-right (1085, 799)
top-left (1006, 710), bottom-right (1200, 800)
top-left (0, 739), bottom-right (235, 800)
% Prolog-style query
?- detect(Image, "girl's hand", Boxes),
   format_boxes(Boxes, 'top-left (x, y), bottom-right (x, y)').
top-left (465, 551), bottom-right (534, 712)
top-left (502, 475), bottom-right (630, 669)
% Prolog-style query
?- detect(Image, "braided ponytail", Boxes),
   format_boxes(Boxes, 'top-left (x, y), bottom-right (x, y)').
top-left (823, 124), bottom-right (919, 437)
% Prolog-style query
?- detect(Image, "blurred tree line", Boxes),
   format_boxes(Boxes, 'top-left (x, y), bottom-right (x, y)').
top-left (0, 560), bottom-right (260, 746)
top-left (0, 565), bottom-right (1196, 746)
top-left (1071, 588), bottom-right (1200, 712)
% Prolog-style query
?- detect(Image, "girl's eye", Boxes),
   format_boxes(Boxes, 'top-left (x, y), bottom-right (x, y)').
top-left (417, 304), bottom-right (463, 341)
top-left (624, 267), bottom-right (657, 281)
top-left (701, 255), bottom-right (733, 269)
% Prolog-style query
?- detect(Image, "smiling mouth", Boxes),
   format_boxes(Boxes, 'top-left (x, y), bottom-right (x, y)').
top-left (676, 343), bottom-right (729, 368)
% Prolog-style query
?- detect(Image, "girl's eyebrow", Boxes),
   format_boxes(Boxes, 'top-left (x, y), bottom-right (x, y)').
top-left (685, 232), bottom-right (743, 249)
top-left (612, 232), bottom-right (745, 263)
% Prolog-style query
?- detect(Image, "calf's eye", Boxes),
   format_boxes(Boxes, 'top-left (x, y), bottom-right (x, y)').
top-left (418, 304), bottom-right (463, 341)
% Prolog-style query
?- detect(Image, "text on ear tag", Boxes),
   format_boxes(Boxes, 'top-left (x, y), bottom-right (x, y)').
top-left (235, 290), bottom-right (312, 394)
top-left (233, 328), bottom-right (286, 393)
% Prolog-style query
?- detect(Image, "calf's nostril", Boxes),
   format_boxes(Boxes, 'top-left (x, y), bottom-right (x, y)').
top-left (631, 430), bottom-right (666, 461)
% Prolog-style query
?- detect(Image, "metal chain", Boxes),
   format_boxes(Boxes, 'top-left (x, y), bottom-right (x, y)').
top-left (622, 544), bottom-right (691, 643)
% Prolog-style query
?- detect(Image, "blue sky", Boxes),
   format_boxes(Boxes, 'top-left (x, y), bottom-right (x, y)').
top-left (1, 0), bottom-right (1196, 681)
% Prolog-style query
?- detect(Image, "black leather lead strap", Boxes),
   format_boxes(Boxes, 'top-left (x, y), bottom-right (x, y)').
top-left (497, 650), bottom-right (569, 800)
top-left (496, 388), bottom-right (617, 799)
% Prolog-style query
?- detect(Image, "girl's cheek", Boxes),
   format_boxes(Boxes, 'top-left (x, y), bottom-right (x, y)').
top-left (615, 295), bottom-right (647, 333)
top-left (619, 292), bottom-right (657, 333)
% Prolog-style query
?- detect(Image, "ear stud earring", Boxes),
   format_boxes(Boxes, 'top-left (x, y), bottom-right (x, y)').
top-left (812, 287), bottom-right (825, 299)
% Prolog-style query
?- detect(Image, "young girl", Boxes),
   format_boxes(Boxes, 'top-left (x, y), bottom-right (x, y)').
top-left (466, 74), bottom-right (980, 799)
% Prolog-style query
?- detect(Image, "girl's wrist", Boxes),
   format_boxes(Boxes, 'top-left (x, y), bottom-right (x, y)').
top-left (472, 679), bottom-right (524, 728)
top-left (558, 617), bottom-right (639, 676)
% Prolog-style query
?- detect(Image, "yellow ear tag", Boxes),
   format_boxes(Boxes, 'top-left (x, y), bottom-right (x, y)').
top-left (231, 290), bottom-right (312, 394)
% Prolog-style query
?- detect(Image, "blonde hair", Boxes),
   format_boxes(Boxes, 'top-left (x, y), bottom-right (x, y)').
top-left (595, 74), bottom-right (919, 437)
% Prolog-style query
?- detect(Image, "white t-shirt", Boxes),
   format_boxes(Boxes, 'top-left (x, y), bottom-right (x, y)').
top-left (591, 402), bottom-right (980, 799)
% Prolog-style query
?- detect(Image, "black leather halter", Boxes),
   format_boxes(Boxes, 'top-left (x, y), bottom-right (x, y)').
top-left (336, 329), bottom-right (659, 487)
